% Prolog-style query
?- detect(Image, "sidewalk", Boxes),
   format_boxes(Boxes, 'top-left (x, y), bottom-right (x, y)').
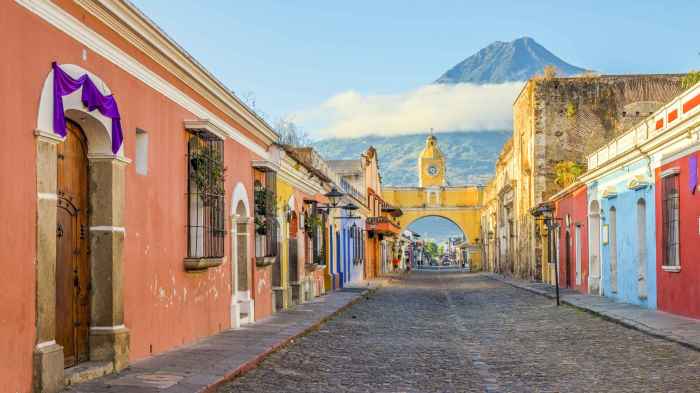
top-left (486, 273), bottom-right (700, 351)
top-left (64, 279), bottom-right (391, 393)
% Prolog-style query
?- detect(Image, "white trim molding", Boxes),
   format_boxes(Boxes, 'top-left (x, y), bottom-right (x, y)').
top-left (184, 119), bottom-right (227, 140)
top-left (16, 0), bottom-right (271, 159)
top-left (34, 128), bottom-right (65, 144)
top-left (627, 175), bottom-right (651, 191)
top-left (35, 340), bottom-right (57, 349)
top-left (601, 186), bottom-right (618, 199)
top-left (90, 226), bottom-right (126, 233)
top-left (661, 143), bottom-right (700, 166)
top-left (660, 168), bottom-right (681, 178)
top-left (90, 324), bottom-right (127, 332)
top-left (37, 192), bottom-right (58, 201)
top-left (75, 0), bottom-right (278, 144)
top-left (231, 182), bottom-right (251, 218)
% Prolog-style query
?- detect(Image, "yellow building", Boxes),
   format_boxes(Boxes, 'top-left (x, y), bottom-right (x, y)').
top-left (382, 135), bottom-right (484, 270)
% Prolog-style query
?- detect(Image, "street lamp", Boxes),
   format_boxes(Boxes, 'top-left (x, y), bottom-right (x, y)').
top-left (324, 187), bottom-right (344, 208)
top-left (530, 203), bottom-right (562, 306)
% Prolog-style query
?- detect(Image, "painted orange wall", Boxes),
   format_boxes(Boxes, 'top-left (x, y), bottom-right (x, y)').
top-left (0, 3), bottom-right (265, 390)
top-left (0, 4), bottom-right (40, 391)
top-left (254, 266), bottom-right (273, 320)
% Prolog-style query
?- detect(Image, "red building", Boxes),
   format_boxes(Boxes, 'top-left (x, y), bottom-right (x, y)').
top-left (655, 145), bottom-right (700, 318)
top-left (552, 183), bottom-right (589, 294)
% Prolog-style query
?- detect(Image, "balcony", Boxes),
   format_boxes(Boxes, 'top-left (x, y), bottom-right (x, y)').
top-left (366, 216), bottom-right (401, 235)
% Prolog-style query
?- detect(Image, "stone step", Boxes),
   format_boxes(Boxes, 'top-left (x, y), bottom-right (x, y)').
top-left (64, 361), bottom-right (114, 386)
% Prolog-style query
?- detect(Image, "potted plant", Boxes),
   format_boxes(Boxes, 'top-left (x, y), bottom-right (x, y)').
top-left (304, 213), bottom-right (321, 236)
top-left (189, 141), bottom-right (226, 207)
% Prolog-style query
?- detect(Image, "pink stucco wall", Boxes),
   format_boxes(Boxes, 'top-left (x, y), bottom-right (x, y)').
top-left (0, 2), bottom-right (266, 390)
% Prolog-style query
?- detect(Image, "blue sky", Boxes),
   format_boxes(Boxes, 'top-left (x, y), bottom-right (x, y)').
top-left (132, 1), bottom-right (699, 137)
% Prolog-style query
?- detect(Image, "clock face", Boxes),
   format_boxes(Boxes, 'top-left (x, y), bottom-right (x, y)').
top-left (427, 165), bottom-right (439, 176)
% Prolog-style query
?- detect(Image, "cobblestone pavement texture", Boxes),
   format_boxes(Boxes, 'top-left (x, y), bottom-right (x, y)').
top-left (219, 272), bottom-right (700, 393)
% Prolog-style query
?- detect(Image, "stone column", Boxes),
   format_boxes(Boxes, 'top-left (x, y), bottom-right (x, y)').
top-left (33, 131), bottom-right (65, 393)
top-left (87, 156), bottom-right (129, 371)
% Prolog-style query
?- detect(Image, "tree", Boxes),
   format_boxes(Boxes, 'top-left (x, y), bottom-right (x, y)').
top-left (423, 241), bottom-right (439, 258)
top-left (682, 71), bottom-right (700, 89)
top-left (554, 161), bottom-right (583, 187)
top-left (275, 118), bottom-right (312, 147)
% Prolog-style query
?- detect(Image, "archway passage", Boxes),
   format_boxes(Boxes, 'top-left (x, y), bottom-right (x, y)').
top-left (388, 204), bottom-right (484, 270)
top-left (56, 120), bottom-right (90, 368)
top-left (407, 216), bottom-right (468, 269)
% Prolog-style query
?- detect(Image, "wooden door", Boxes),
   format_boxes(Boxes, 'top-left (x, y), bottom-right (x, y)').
top-left (56, 120), bottom-right (90, 368)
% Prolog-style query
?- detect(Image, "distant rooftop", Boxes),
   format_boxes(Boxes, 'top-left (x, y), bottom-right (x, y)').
top-left (327, 159), bottom-right (362, 174)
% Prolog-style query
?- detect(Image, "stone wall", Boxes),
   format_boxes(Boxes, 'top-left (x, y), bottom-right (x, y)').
top-left (488, 74), bottom-right (684, 282)
top-left (534, 75), bottom-right (683, 201)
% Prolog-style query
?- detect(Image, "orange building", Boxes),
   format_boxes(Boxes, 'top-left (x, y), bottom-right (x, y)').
top-left (0, 1), bottom-right (284, 391)
top-left (362, 148), bottom-right (402, 278)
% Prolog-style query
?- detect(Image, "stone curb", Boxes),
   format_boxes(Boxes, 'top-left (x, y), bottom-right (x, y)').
top-left (485, 273), bottom-right (700, 353)
top-left (202, 281), bottom-right (388, 393)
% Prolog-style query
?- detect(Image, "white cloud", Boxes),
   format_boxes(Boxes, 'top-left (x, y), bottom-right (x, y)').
top-left (295, 82), bottom-right (524, 138)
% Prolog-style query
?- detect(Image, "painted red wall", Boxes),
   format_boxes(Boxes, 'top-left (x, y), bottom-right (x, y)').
top-left (655, 149), bottom-right (700, 318)
top-left (0, 3), bottom-right (264, 389)
top-left (554, 185), bottom-right (589, 294)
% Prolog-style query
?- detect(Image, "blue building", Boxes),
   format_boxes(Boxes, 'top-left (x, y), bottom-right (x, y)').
top-left (586, 160), bottom-right (657, 308)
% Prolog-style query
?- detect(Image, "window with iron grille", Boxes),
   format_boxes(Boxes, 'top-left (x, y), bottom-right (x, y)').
top-left (187, 132), bottom-right (225, 258)
top-left (662, 172), bottom-right (680, 266)
top-left (254, 171), bottom-right (278, 258)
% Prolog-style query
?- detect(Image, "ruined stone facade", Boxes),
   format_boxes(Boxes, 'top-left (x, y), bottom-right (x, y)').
top-left (484, 75), bottom-right (684, 282)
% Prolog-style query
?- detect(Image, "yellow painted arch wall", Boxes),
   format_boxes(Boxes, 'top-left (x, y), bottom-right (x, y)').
top-left (384, 186), bottom-right (484, 270)
top-left (397, 209), bottom-right (482, 269)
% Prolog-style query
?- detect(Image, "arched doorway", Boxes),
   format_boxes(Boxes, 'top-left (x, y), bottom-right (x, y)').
top-left (56, 120), bottom-right (90, 368)
top-left (288, 211), bottom-right (299, 305)
top-left (589, 200), bottom-right (601, 295)
top-left (609, 206), bottom-right (618, 294)
top-left (637, 198), bottom-right (647, 300)
top-left (34, 63), bottom-right (129, 390)
top-left (231, 183), bottom-right (252, 326)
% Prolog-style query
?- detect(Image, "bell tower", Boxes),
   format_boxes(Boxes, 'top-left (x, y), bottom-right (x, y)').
top-left (418, 133), bottom-right (445, 188)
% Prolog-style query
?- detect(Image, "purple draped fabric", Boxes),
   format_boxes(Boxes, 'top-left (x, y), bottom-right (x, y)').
top-left (690, 153), bottom-right (697, 194)
top-left (52, 62), bottom-right (123, 154)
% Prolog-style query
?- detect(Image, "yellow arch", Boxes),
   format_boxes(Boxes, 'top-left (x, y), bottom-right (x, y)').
top-left (403, 213), bottom-right (468, 241)
top-left (383, 186), bottom-right (484, 270)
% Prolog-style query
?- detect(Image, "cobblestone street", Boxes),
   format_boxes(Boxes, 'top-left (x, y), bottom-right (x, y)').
top-left (219, 272), bottom-right (700, 393)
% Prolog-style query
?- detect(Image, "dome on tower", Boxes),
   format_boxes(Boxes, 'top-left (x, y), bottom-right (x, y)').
top-left (420, 134), bottom-right (444, 160)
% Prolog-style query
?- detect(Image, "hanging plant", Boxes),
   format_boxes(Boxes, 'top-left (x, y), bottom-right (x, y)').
top-left (254, 186), bottom-right (268, 217)
top-left (255, 216), bottom-right (267, 235)
top-left (189, 140), bottom-right (226, 206)
top-left (304, 213), bottom-right (321, 236)
top-left (254, 185), bottom-right (268, 235)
